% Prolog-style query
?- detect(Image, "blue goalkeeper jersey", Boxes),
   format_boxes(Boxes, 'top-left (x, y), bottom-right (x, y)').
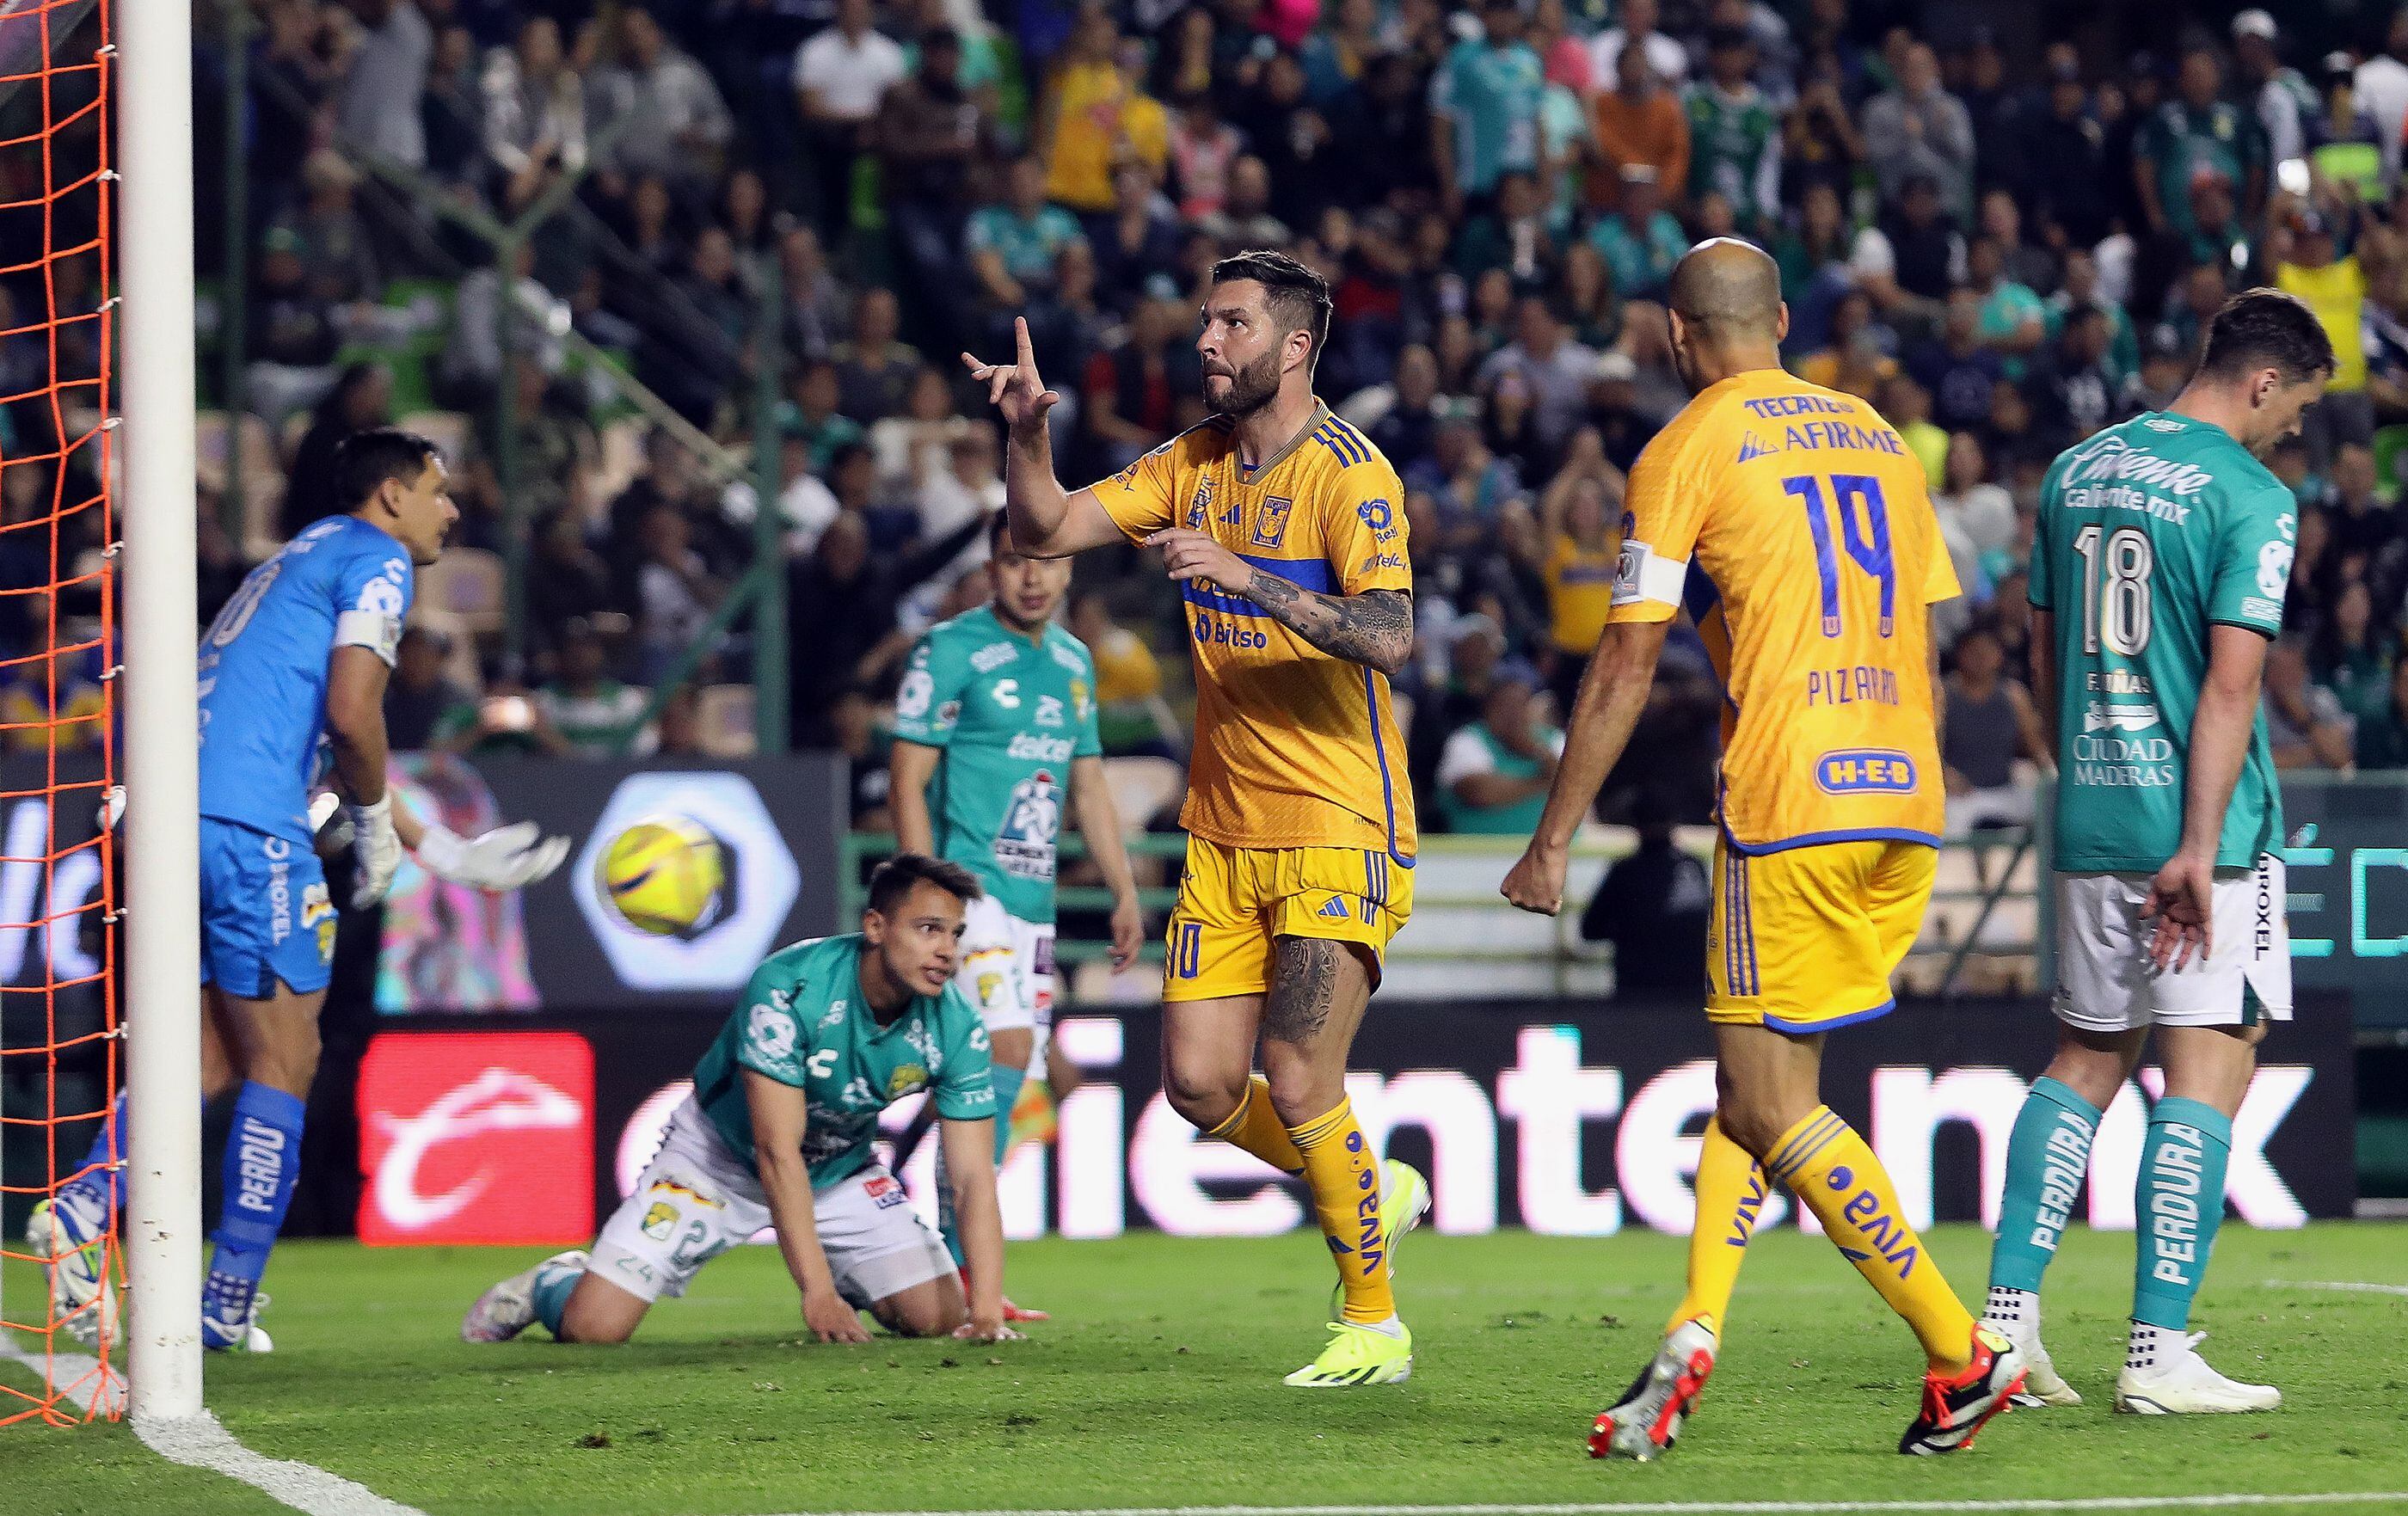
top-left (198, 515), bottom-right (415, 844)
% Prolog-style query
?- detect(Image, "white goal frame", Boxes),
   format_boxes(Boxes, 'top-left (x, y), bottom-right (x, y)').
top-left (118, 0), bottom-right (203, 1421)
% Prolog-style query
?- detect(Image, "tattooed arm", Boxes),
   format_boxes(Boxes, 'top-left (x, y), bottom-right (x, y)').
top-left (1148, 526), bottom-right (1415, 676)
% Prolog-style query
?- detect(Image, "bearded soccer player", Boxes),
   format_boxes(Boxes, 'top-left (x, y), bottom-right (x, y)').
top-left (962, 250), bottom-right (1432, 1386)
top-left (1502, 240), bottom-right (2024, 1456)
top-left (1979, 291), bottom-right (2329, 1415)
top-left (463, 855), bottom-right (1013, 1347)
top-left (890, 509), bottom-right (1146, 1317)
top-left (33, 430), bottom-right (568, 1353)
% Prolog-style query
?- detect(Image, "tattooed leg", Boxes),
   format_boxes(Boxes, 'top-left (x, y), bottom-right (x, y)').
top-left (1259, 936), bottom-right (1373, 1126)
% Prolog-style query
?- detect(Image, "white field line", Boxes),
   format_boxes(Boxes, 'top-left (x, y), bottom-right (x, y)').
top-left (2264, 1280), bottom-right (2408, 1298)
top-left (1, 1329), bottom-right (422, 1516)
top-left (771, 1501), bottom-right (2408, 1516)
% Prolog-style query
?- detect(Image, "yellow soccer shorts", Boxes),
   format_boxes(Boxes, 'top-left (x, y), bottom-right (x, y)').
top-left (1705, 836), bottom-right (1934, 1033)
top-left (1162, 836), bottom-right (1413, 1003)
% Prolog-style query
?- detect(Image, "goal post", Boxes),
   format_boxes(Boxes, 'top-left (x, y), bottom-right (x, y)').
top-left (116, 0), bottom-right (201, 1421)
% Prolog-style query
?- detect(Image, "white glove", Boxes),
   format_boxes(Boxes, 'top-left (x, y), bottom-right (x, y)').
top-left (346, 793), bottom-right (402, 907)
top-left (414, 819), bottom-right (570, 893)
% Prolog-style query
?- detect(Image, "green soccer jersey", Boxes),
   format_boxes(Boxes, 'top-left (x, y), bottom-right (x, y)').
top-left (892, 607), bottom-right (1101, 923)
top-left (1683, 81), bottom-right (1779, 225)
top-left (2029, 412), bottom-right (2296, 875)
top-left (691, 934), bottom-right (996, 1188)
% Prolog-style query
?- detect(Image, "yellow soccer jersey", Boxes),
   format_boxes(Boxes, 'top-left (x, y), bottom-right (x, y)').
top-left (1086, 403), bottom-right (1416, 862)
top-left (1607, 369), bottom-right (1960, 852)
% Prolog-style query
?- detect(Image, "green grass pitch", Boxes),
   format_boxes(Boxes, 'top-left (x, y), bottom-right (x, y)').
top-left (6, 1223), bottom-right (2406, 1515)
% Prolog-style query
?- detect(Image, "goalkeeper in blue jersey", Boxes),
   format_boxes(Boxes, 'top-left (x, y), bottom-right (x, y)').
top-left (32, 429), bottom-right (568, 1352)
top-left (462, 855), bottom-right (1013, 1347)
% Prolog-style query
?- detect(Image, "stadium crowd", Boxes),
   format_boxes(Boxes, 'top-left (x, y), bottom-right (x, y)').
top-left (119, 0), bottom-right (2408, 825)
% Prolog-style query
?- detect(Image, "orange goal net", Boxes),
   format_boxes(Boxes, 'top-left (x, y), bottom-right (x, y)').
top-left (0, 0), bottom-right (124, 1426)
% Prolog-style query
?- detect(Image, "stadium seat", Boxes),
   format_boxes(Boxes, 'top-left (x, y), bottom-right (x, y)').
top-left (1099, 755), bottom-right (1182, 832)
top-left (696, 683), bottom-right (758, 757)
top-left (417, 547), bottom-right (507, 635)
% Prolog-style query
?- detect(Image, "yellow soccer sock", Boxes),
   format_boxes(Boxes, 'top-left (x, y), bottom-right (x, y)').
top-left (1764, 1106), bottom-right (1976, 1372)
top-left (1289, 1098), bottom-right (1396, 1325)
top-left (1204, 1075), bottom-right (1305, 1175)
top-left (1666, 1117), bottom-right (1767, 1338)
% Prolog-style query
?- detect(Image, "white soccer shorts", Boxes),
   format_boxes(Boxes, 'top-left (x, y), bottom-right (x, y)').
top-left (2053, 854), bottom-right (2292, 1032)
top-left (591, 1097), bottom-right (954, 1308)
top-left (956, 891), bottom-right (1056, 1038)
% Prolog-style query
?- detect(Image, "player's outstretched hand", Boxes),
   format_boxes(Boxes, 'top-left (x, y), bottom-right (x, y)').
top-left (416, 820), bottom-right (572, 893)
top-left (1108, 893), bottom-right (1145, 972)
top-left (804, 1294), bottom-right (874, 1345)
top-left (2141, 850), bottom-right (2214, 972)
top-left (1145, 528), bottom-right (1251, 595)
top-left (347, 794), bottom-right (402, 907)
top-left (1501, 840), bottom-right (1567, 916)
top-left (961, 317), bottom-right (1060, 442)
top-left (953, 1316), bottom-right (1023, 1343)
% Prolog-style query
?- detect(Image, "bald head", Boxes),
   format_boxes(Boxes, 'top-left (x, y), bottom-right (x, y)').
top-left (1668, 237), bottom-right (1783, 341)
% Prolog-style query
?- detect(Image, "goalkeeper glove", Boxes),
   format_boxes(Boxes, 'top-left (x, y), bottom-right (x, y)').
top-left (346, 794), bottom-right (402, 906)
top-left (415, 819), bottom-right (569, 893)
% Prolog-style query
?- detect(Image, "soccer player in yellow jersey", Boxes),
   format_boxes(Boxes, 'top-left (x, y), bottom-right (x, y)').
top-left (1502, 240), bottom-right (2027, 1456)
top-left (964, 250), bottom-right (1433, 1386)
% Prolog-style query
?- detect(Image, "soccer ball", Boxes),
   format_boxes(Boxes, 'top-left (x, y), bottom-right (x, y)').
top-left (598, 814), bottom-right (730, 937)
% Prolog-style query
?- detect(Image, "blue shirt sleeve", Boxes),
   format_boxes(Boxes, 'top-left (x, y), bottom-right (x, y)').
top-left (332, 535), bottom-right (414, 666)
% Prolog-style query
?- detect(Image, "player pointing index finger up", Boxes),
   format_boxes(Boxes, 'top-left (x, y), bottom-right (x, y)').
top-left (963, 252), bottom-right (1433, 1389)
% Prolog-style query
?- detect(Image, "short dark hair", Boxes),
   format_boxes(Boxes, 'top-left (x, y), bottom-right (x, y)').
top-left (333, 428), bottom-right (440, 512)
top-left (1210, 249), bottom-right (1333, 371)
top-left (866, 853), bottom-right (982, 917)
top-left (2197, 289), bottom-right (2337, 385)
top-left (987, 507), bottom-right (1015, 555)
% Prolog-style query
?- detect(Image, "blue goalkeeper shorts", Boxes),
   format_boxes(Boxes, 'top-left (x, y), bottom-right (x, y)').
top-left (198, 817), bottom-right (335, 1000)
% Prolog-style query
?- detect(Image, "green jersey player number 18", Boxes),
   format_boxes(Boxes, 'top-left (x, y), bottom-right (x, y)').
top-left (1980, 289), bottom-right (2334, 1417)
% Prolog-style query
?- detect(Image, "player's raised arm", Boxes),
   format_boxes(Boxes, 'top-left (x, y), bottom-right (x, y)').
top-left (742, 1067), bottom-right (874, 1344)
top-left (962, 317), bottom-right (1127, 558)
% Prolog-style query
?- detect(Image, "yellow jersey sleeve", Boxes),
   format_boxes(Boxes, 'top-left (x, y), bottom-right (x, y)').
top-left (1321, 458), bottom-right (1411, 594)
top-left (1606, 420), bottom-right (1709, 625)
top-left (1921, 526), bottom-right (1962, 605)
top-left (1087, 439), bottom-right (1182, 544)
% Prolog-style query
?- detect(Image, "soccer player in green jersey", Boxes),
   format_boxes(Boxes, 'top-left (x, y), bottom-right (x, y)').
top-left (460, 856), bottom-right (1017, 1346)
top-left (889, 511), bottom-right (1144, 1317)
top-left (1983, 291), bottom-right (2332, 1414)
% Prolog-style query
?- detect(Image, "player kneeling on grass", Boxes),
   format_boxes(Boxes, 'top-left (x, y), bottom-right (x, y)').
top-left (463, 856), bottom-right (1017, 1347)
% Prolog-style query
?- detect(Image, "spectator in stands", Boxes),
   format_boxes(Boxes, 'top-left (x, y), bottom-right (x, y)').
top-left (2356, 9), bottom-right (2408, 182)
top-left (2231, 10), bottom-right (2308, 167)
top-left (1771, 181), bottom-right (1855, 352)
top-left (1878, 374), bottom-right (1948, 488)
top-left (1083, 292), bottom-right (1198, 475)
top-left (632, 503), bottom-right (725, 684)
top-left (278, 152), bottom-right (380, 310)
top-left (2352, 658), bottom-right (2408, 769)
top-left (1781, 52), bottom-right (1861, 215)
top-left (1477, 297), bottom-right (1596, 456)
top-left (281, 363), bottom-right (395, 537)
top-left (1862, 41), bottom-right (1974, 221)
top-left (1586, 40), bottom-right (1687, 217)
top-left (2274, 202), bottom-right (2374, 462)
top-left (1577, 788), bottom-right (1708, 995)
top-left (1453, 171), bottom-right (1560, 290)
top-left (1408, 610), bottom-right (1505, 800)
top-left (2325, 441), bottom-right (2397, 564)
top-left (340, 0), bottom-right (433, 170)
top-left (1431, 0), bottom-right (1545, 219)
top-left (778, 360), bottom-right (866, 474)
top-left (2048, 246), bottom-right (2140, 390)
top-left (2032, 304), bottom-right (2122, 449)
top-left (1043, 12), bottom-right (1168, 218)
top-left (1200, 156), bottom-right (1294, 249)
top-left (536, 620), bottom-right (654, 757)
top-left (877, 28), bottom-right (989, 342)
top-left (830, 288), bottom-right (924, 426)
top-left (244, 227), bottom-right (345, 427)
top-left (526, 510), bottom-right (617, 655)
top-left (1355, 343), bottom-right (1446, 476)
top-left (1967, 235), bottom-right (2047, 378)
top-left (968, 156), bottom-right (1089, 327)
top-left (1933, 430), bottom-right (2017, 588)
top-left (1588, 164), bottom-right (1686, 301)
top-left (1856, 172), bottom-right (1963, 321)
top-left (434, 676), bottom-right (576, 759)
top-left (2310, 579), bottom-right (2395, 733)
top-left (2137, 44), bottom-right (2268, 254)
top-left (2017, 52), bottom-right (2114, 249)
top-left (1332, 49), bottom-right (1441, 209)
top-left (1907, 287), bottom-right (2002, 434)
top-left (784, 506), bottom-right (986, 746)
top-left (480, 15), bottom-right (587, 204)
top-left (2313, 50), bottom-right (2388, 204)
top-left (791, 0), bottom-right (909, 236)
top-left (440, 240), bottom-right (571, 415)
top-left (2268, 635), bottom-right (2358, 770)
top-left (590, 6), bottom-right (733, 190)
top-left (776, 224), bottom-right (851, 365)
top-left (654, 684), bottom-right (711, 759)
top-left (1434, 659), bottom-right (1561, 835)
top-left (1941, 623), bottom-right (2048, 833)
top-left (384, 624), bottom-right (470, 752)
top-left (1684, 27), bottom-right (1780, 232)
top-left (1536, 446), bottom-right (1618, 711)
top-left (1588, 0), bottom-right (1685, 89)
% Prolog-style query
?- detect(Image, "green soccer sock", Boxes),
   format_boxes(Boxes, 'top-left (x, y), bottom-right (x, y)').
top-left (2132, 1096), bottom-right (2232, 1331)
top-left (1987, 1077), bottom-right (2103, 1298)
top-left (532, 1255), bottom-right (585, 1340)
